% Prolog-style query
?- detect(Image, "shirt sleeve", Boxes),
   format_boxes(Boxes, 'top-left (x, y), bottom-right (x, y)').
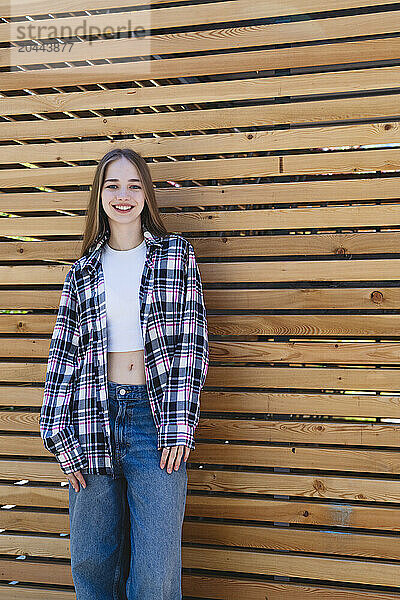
top-left (157, 241), bottom-right (209, 451)
top-left (39, 266), bottom-right (88, 475)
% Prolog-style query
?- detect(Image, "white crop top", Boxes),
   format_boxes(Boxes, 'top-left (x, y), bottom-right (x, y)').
top-left (100, 238), bottom-right (147, 352)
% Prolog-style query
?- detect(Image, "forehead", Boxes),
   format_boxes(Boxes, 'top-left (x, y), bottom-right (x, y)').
top-left (103, 157), bottom-right (140, 181)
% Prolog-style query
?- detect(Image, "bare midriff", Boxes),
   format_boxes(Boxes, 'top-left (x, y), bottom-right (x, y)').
top-left (107, 350), bottom-right (146, 385)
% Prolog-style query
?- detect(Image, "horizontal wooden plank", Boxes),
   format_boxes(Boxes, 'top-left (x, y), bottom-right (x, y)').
top-left (0, 584), bottom-right (73, 600)
top-left (197, 418), bottom-right (400, 447)
top-left (0, 533), bottom-right (69, 559)
top-left (5, 362), bottom-right (400, 392)
top-left (5, 461), bottom-right (400, 503)
top-left (0, 483), bottom-right (68, 507)
top-left (4, 205), bottom-right (400, 238)
top-left (1, 37), bottom-right (398, 91)
top-left (3, 287), bottom-right (400, 312)
top-left (2, 286), bottom-right (400, 312)
top-left (0, 493), bottom-right (380, 537)
top-left (200, 391), bottom-right (400, 418)
top-left (0, 558), bottom-right (71, 586)
top-left (0, 73), bottom-right (397, 131)
top-left (0, 386), bottom-right (45, 408)
top-left (0, 0), bottom-right (272, 44)
top-left (196, 231), bottom-right (400, 258)
top-left (192, 444), bottom-right (400, 475)
top-left (4, 339), bottom-right (400, 365)
top-left (189, 496), bottom-right (400, 531)
top-left (208, 315), bottom-right (400, 338)
top-left (284, 146), bottom-right (400, 176)
top-left (8, 258), bottom-right (400, 287)
top-left (189, 470), bottom-right (400, 503)
top-left (7, 546), bottom-right (399, 600)
top-left (0, 233), bottom-right (400, 264)
top-left (183, 546), bottom-right (400, 587)
top-left (2, 387), bottom-right (400, 419)
top-left (3, 521), bottom-right (400, 563)
top-left (205, 288), bottom-right (400, 310)
top-left (3, 8), bottom-right (400, 67)
top-left (19, 406), bottom-right (400, 448)
top-left (4, 97), bottom-right (400, 143)
top-left (188, 577), bottom-right (400, 600)
top-left (0, 291), bottom-right (66, 310)
top-left (3, 286), bottom-right (400, 312)
top-left (1, 580), bottom-right (400, 600)
top-left (10, 313), bottom-right (400, 337)
top-left (0, 508), bottom-right (69, 533)
top-left (210, 341), bottom-right (400, 364)
top-left (0, 339), bottom-right (49, 358)
top-left (82, 254), bottom-right (400, 282)
top-left (0, 178), bottom-right (399, 211)
top-left (2, 484), bottom-right (400, 530)
top-left (6, 435), bottom-right (400, 475)
top-left (0, 483), bottom-right (267, 514)
top-left (189, 521), bottom-right (400, 560)
top-left (0, 119), bottom-right (398, 174)
top-left (204, 365), bottom-right (400, 392)
top-left (4, 537), bottom-right (400, 589)
top-left (0, 0), bottom-right (174, 18)
top-left (0, 0), bottom-right (393, 20)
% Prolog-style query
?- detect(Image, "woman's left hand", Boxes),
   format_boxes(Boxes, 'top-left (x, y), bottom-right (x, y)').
top-left (160, 445), bottom-right (190, 473)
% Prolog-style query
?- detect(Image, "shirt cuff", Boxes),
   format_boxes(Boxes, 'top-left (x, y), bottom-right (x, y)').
top-left (56, 440), bottom-right (88, 475)
top-left (157, 422), bottom-right (196, 451)
top-left (43, 425), bottom-right (88, 475)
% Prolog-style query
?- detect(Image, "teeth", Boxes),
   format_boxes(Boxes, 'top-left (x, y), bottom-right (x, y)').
top-left (114, 205), bottom-right (132, 210)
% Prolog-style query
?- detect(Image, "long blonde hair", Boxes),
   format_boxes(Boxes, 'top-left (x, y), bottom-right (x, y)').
top-left (80, 147), bottom-right (168, 258)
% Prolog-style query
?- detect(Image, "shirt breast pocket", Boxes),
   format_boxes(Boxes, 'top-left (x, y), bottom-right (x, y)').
top-left (78, 322), bottom-right (99, 365)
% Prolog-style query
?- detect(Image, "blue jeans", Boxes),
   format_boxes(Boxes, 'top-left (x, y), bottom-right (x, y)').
top-left (68, 381), bottom-right (188, 600)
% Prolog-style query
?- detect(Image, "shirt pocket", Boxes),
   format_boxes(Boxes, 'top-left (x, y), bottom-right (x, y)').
top-left (77, 323), bottom-right (97, 365)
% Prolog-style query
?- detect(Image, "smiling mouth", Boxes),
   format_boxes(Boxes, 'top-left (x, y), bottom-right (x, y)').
top-left (112, 204), bottom-right (134, 213)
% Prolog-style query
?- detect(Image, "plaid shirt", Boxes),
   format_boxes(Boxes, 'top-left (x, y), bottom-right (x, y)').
top-left (40, 229), bottom-right (209, 476)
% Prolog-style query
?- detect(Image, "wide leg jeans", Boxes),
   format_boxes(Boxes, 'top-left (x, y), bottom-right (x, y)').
top-left (68, 380), bottom-right (188, 600)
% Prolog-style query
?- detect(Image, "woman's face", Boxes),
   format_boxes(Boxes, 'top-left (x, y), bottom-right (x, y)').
top-left (101, 156), bottom-right (146, 227)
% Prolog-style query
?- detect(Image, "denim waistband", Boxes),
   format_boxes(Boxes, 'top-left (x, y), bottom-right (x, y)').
top-left (107, 380), bottom-right (148, 400)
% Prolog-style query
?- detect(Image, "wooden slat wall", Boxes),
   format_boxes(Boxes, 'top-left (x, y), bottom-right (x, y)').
top-left (1, 0), bottom-right (400, 597)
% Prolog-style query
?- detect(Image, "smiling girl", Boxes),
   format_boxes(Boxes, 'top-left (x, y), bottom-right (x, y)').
top-left (40, 147), bottom-right (209, 599)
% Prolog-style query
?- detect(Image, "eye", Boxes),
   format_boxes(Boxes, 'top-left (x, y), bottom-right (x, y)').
top-left (105, 184), bottom-right (141, 189)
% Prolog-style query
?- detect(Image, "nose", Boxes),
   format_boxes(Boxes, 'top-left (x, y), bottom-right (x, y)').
top-left (116, 191), bottom-right (132, 200)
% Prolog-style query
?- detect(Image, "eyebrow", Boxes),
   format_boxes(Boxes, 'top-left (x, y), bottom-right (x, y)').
top-left (104, 178), bottom-right (141, 183)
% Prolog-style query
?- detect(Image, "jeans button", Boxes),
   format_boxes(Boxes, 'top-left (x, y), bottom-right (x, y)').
top-left (119, 388), bottom-right (126, 395)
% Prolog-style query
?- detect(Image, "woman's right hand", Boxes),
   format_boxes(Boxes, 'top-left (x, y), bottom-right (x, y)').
top-left (67, 471), bottom-right (87, 492)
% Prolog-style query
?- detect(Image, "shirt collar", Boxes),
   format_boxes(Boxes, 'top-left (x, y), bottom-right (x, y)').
top-left (80, 228), bottom-right (163, 274)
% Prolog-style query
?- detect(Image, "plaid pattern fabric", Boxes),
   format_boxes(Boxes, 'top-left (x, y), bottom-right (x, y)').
top-left (40, 230), bottom-right (209, 476)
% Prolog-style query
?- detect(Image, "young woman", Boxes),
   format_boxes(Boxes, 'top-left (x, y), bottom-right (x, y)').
top-left (39, 147), bottom-right (209, 600)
